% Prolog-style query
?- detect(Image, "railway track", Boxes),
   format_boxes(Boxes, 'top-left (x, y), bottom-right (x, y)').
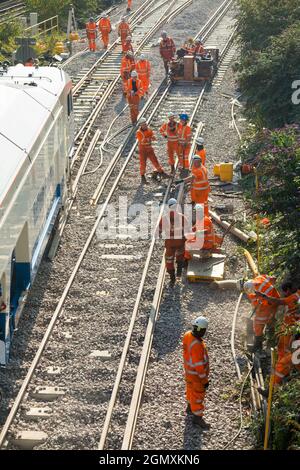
top-left (0, 0), bottom-right (25, 23)
top-left (0, 0), bottom-right (237, 450)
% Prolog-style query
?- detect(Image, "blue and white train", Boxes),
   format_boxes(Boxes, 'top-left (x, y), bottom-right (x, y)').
top-left (0, 64), bottom-right (74, 365)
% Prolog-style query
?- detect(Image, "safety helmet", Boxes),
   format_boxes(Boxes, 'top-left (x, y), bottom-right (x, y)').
top-left (89, 17), bottom-right (94, 22)
top-left (161, 31), bottom-right (167, 37)
top-left (126, 51), bottom-right (134, 56)
top-left (179, 113), bottom-right (189, 121)
top-left (121, 16), bottom-right (126, 21)
top-left (139, 117), bottom-right (147, 124)
top-left (168, 112), bottom-right (176, 119)
top-left (139, 54), bottom-right (145, 60)
top-left (188, 37), bottom-right (194, 43)
top-left (126, 36), bottom-right (132, 41)
top-left (192, 316), bottom-right (208, 331)
top-left (196, 137), bottom-right (204, 145)
top-left (168, 198), bottom-right (177, 207)
top-left (195, 39), bottom-right (201, 44)
top-left (244, 280), bottom-right (255, 294)
top-left (131, 70), bottom-right (138, 77)
top-left (193, 154), bottom-right (202, 160)
top-left (101, 13), bottom-right (108, 18)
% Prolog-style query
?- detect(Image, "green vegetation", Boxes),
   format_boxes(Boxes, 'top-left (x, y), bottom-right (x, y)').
top-left (237, 0), bottom-right (300, 450)
top-left (0, 20), bottom-right (22, 60)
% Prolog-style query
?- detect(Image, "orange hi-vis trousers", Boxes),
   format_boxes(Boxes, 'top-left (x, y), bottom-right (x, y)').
top-left (165, 239), bottom-right (185, 272)
top-left (88, 36), bottom-right (96, 51)
top-left (139, 147), bottom-right (163, 176)
top-left (178, 143), bottom-right (191, 169)
top-left (185, 377), bottom-right (206, 417)
top-left (274, 352), bottom-right (300, 384)
top-left (100, 31), bottom-right (109, 48)
top-left (127, 94), bottom-right (140, 123)
top-left (167, 141), bottom-right (179, 166)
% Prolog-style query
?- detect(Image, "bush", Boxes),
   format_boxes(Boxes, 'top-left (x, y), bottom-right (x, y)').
top-left (0, 20), bottom-right (22, 60)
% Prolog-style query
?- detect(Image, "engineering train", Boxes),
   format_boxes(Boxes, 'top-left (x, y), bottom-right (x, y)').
top-left (0, 64), bottom-right (74, 366)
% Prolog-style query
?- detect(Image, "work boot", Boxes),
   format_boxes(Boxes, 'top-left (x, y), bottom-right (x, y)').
top-left (141, 175), bottom-right (149, 185)
top-left (253, 336), bottom-right (263, 353)
top-left (169, 270), bottom-right (176, 287)
top-left (176, 261), bottom-right (183, 277)
top-left (170, 164), bottom-right (175, 173)
top-left (192, 416), bottom-right (210, 430)
top-left (186, 403), bottom-right (192, 414)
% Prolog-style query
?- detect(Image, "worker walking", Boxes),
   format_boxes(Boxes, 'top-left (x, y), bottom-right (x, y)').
top-left (86, 17), bottom-right (97, 52)
top-left (183, 316), bottom-right (210, 429)
top-left (159, 31), bottom-right (176, 75)
top-left (127, 0), bottom-right (132, 11)
top-left (118, 17), bottom-right (131, 49)
top-left (135, 54), bottom-right (151, 96)
top-left (195, 137), bottom-right (206, 166)
top-left (121, 51), bottom-right (135, 96)
top-left (177, 113), bottom-right (192, 170)
top-left (136, 118), bottom-right (168, 185)
top-left (158, 198), bottom-right (187, 286)
top-left (159, 113), bottom-right (179, 173)
top-left (98, 13), bottom-right (111, 49)
top-left (243, 275), bottom-right (280, 353)
top-left (185, 205), bottom-right (222, 260)
top-left (122, 36), bottom-right (134, 54)
top-left (126, 70), bottom-right (143, 124)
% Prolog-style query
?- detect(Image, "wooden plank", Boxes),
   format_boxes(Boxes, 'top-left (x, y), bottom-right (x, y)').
top-left (187, 253), bottom-right (225, 282)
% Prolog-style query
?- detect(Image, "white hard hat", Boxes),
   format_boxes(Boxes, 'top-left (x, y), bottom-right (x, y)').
top-left (139, 117), bottom-right (147, 124)
top-left (193, 154), bottom-right (202, 161)
top-left (168, 198), bottom-right (177, 207)
top-left (192, 316), bottom-right (208, 331)
top-left (161, 31), bottom-right (167, 36)
top-left (139, 54), bottom-right (145, 60)
top-left (244, 280), bottom-right (255, 294)
top-left (131, 70), bottom-right (138, 77)
top-left (196, 137), bottom-right (204, 145)
top-left (127, 51), bottom-right (134, 56)
top-left (121, 16), bottom-right (126, 20)
top-left (101, 13), bottom-right (108, 18)
top-left (168, 112), bottom-right (176, 118)
top-left (126, 36), bottom-right (132, 41)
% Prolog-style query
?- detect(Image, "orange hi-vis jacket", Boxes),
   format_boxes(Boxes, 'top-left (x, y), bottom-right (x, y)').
top-left (122, 41), bottom-right (134, 54)
top-left (282, 290), bottom-right (300, 326)
top-left (248, 275), bottom-right (279, 323)
top-left (135, 59), bottom-right (150, 80)
top-left (121, 56), bottom-right (135, 76)
top-left (160, 121), bottom-right (179, 142)
top-left (125, 77), bottom-right (144, 97)
top-left (136, 127), bottom-right (155, 149)
top-left (159, 211), bottom-right (187, 241)
top-left (194, 216), bottom-right (220, 250)
top-left (86, 21), bottom-right (97, 38)
top-left (190, 166), bottom-right (210, 200)
top-left (159, 37), bottom-right (176, 60)
top-left (118, 22), bottom-right (131, 42)
top-left (99, 17), bottom-right (111, 32)
top-left (196, 148), bottom-right (206, 166)
top-left (195, 44), bottom-right (205, 56)
top-left (183, 331), bottom-right (209, 384)
top-left (178, 122), bottom-right (191, 147)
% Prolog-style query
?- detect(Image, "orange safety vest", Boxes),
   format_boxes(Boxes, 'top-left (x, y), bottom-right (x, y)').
top-left (282, 290), bottom-right (300, 325)
top-left (121, 56), bottom-right (135, 75)
top-left (195, 148), bottom-right (206, 166)
top-left (86, 21), bottom-right (97, 37)
top-left (191, 166), bottom-right (210, 192)
top-left (248, 275), bottom-right (279, 323)
top-left (99, 18), bottom-right (111, 32)
top-left (135, 60), bottom-right (150, 79)
top-left (159, 211), bottom-right (187, 240)
top-left (160, 121), bottom-right (179, 142)
top-left (177, 123), bottom-right (191, 146)
top-left (195, 44), bottom-right (205, 55)
top-left (118, 22), bottom-right (131, 40)
top-left (160, 37), bottom-right (176, 60)
top-left (136, 128), bottom-right (155, 148)
top-left (126, 77), bottom-right (143, 96)
top-left (183, 331), bottom-right (209, 383)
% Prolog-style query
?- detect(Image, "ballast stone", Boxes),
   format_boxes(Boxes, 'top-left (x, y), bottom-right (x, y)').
top-left (12, 431), bottom-right (48, 449)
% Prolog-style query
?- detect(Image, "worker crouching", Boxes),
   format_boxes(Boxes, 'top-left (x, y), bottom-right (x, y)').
top-left (158, 198), bottom-right (187, 286)
top-left (183, 316), bottom-right (210, 429)
top-left (136, 118), bottom-right (169, 185)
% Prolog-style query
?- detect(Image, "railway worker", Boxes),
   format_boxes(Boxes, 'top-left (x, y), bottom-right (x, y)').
top-left (118, 18), bottom-right (131, 50)
top-left (126, 70), bottom-right (144, 124)
top-left (86, 17), bottom-right (97, 52)
top-left (159, 31), bottom-right (176, 75)
top-left (98, 13), bottom-right (112, 50)
top-left (159, 113), bottom-right (179, 173)
top-left (136, 118), bottom-right (169, 184)
top-left (183, 37), bottom-right (195, 55)
top-left (194, 38), bottom-right (205, 57)
top-left (243, 275), bottom-right (280, 353)
top-left (135, 54), bottom-right (151, 97)
top-left (256, 282), bottom-right (300, 358)
top-left (190, 155), bottom-right (210, 214)
top-left (24, 57), bottom-right (34, 66)
top-left (158, 198), bottom-right (187, 286)
top-left (183, 316), bottom-right (210, 429)
top-left (127, 0), bottom-right (132, 11)
top-left (195, 137), bottom-right (206, 166)
top-left (121, 51), bottom-right (135, 96)
top-left (184, 205), bottom-right (222, 261)
top-left (177, 113), bottom-right (192, 170)
top-left (123, 36), bottom-right (134, 55)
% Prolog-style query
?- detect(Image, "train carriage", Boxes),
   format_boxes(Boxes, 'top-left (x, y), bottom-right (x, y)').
top-left (0, 64), bottom-right (74, 365)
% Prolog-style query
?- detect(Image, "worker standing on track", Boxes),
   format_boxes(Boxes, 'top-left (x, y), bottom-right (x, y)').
top-left (243, 275), bottom-right (280, 353)
top-left (160, 113), bottom-right (179, 173)
top-left (158, 198), bottom-right (187, 286)
top-left (86, 17), bottom-right (97, 52)
top-left (194, 38), bottom-right (205, 57)
top-left (183, 316), bottom-right (210, 429)
top-left (127, 0), bottom-right (132, 12)
top-left (135, 54), bottom-right (151, 97)
top-left (136, 118), bottom-right (169, 185)
top-left (195, 137), bottom-right (206, 166)
top-left (123, 36), bottom-right (134, 55)
top-left (126, 70), bottom-right (143, 124)
top-left (177, 113), bottom-right (192, 170)
top-left (118, 17), bottom-right (131, 50)
top-left (98, 13), bottom-right (111, 50)
top-left (159, 31), bottom-right (176, 75)
top-left (185, 205), bottom-right (222, 260)
top-left (121, 51), bottom-right (135, 96)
